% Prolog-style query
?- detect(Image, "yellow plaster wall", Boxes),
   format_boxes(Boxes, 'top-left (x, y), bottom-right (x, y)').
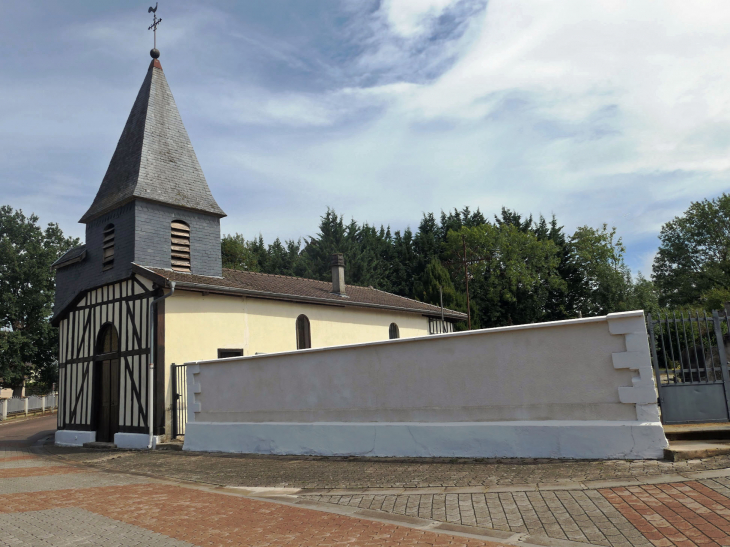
top-left (162, 290), bottom-right (431, 435)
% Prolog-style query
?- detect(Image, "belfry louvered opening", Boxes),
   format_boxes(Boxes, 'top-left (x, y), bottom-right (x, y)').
top-left (102, 224), bottom-right (115, 271)
top-left (171, 220), bottom-right (191, 272)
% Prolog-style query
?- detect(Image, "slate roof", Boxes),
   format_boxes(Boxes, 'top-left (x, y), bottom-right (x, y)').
top-left (134, 265), bottom-right (467, 321)
top-left (79, 59), bottom-right (225, 223)
top-left (51, 245), bottom-right (87, 270)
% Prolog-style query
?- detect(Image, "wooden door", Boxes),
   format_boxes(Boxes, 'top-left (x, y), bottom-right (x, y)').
top-left (94, 324), bottom-right (120, 443)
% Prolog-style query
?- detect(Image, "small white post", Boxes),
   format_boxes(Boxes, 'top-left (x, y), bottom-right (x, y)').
top-left (1, 400), bottom-right (6, 421)
top-left (42, 396), bottom-right (46, 414)
top-left (24, 398), bottom-right (28, 416)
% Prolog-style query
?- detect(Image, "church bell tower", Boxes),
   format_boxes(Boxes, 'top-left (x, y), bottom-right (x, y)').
top-left (54, 42), bottom-right (226, 316)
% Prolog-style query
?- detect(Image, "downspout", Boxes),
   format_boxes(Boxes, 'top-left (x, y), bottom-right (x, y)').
top-left (148, 281), bottom-right (176, 449)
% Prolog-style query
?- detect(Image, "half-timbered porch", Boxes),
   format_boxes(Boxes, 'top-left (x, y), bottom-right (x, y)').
top-left (55, 275), bottom-right (165, 447)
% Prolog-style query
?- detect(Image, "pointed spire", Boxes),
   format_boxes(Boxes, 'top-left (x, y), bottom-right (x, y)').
top-left (80, 59), bottom-right (225, 223)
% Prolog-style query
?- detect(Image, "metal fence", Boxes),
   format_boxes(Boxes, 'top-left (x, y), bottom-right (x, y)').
top-left (0, 392), bottom-right (58, 420)
top-left (171, 364), bottom-right (187, 438)
top-left (647, 310), bottom-right (730, 424)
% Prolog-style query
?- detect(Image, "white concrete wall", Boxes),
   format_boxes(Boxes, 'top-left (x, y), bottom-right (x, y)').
top-left (183, 311), bottom-right (668, 459)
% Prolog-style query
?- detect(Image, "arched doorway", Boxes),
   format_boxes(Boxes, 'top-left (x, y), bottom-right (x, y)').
top-left (94, 323), bottom-right (120, 443)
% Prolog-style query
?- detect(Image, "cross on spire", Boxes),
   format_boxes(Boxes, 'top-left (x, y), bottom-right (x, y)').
top-left (148, 3), bottom-right (162, 59)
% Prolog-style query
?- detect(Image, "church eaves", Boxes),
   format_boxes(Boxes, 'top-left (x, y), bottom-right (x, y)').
top-left (79, 59), bottom-right (226, 223)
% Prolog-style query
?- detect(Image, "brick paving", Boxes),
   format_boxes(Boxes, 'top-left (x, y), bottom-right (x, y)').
top-left (0, 482), bottom-right (507, 546)
top-left (600, 479), bottom-right (730, 547)
top-left (0, 420), bottom-right (512, 546)
top-left (41, 444), bottom-right (730, 547)
top-left (302, 490), bottom-right (653, 546)
top-left (0, 507), bottom-right (194, 546)
top-left (10, 417), bottom-right (730, 546)
top-left (50, 447), bottom-right (730, 489)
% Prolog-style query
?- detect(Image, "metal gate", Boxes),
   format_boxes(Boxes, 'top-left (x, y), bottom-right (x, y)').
top-left (171, 364), bottom-right (187, 438)
top-left (647, 310), bottom-right (730, 424)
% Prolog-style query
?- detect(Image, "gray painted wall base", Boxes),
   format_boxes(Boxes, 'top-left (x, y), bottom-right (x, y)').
top-left (55, 430), bottom-right (96, 447)
top-left (114, 433), bottom-right (161, 449)
top-left (183, 421), bottom-right (668, 460)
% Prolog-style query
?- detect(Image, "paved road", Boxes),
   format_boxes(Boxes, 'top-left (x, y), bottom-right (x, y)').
top-left (0, 418), bottom-right (510, 546)
top-left (0, 414), bottom-right (57, 447)
top-left (11, 418), bottom-right (730, 546)
top-left (47, 444), bottom-right (730, 547)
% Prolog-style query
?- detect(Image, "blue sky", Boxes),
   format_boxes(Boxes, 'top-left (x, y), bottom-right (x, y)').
top-left (2, 0), bottom-right (729, 276)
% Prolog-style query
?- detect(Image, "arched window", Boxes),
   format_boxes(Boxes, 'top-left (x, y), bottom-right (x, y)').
top-left (296, 315), bottom-right (311, 350)
top-left (96, 322), bottom-right (119, 356)
top-left (389, 323), bottom-right (400, 340)
top-left (171, 220), bottom-right (191, 272)
top-left (102, 224), bottom-right (115, 271)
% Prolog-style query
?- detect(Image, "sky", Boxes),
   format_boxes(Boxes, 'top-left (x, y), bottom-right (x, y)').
top-left (2, 0), bottom-right (729, 276)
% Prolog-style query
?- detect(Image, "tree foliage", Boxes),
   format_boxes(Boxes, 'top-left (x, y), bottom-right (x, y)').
top-left (653, 193), bottom-right (730, 308)
top-left (221, 206), bottom-right (656, 328)
top-left (0, 206), bottom-right (78, 390)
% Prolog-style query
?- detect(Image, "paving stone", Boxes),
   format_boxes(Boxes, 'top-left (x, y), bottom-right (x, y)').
top-left (46, 445), bottom-right (730, 490)
top-left (0, 507), bottom-right (193, 546)
top-left (0, 470), bottom-right (150, 495)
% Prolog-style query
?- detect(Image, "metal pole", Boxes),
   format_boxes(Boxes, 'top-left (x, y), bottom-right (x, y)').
top-left (439, 285), bottom-right (444, 332)
top-left (147, 281), bottom-right (176, 449)
top-left (462, 235), bottom-right (471, 330)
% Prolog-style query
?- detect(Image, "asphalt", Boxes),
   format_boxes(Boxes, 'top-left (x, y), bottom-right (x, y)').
top-left (0, 414), bottom-right (57, 448)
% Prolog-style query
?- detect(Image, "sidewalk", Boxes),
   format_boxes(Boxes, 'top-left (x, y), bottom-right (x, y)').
top-left (0, 418), bottom-right (516, 546)
top-left (43, 446), bottom-right (730, 547)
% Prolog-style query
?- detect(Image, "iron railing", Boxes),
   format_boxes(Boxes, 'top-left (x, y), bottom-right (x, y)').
top-left (171, 364), bottom-right (187, 438)
top-left (647, 310), bottom-right (729, 386)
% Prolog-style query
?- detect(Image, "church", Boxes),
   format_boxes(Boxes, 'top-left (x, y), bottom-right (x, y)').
top-left (51, 49), bottom-right (466, 448)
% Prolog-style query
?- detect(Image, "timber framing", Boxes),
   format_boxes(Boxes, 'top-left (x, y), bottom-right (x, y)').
top-left (57, 276), bottom-right (160, 435)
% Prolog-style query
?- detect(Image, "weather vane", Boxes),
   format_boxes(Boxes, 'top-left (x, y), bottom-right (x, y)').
top-left (148, 3), bottom-right (162, 59)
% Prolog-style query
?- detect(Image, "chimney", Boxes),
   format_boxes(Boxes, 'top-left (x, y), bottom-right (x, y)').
top-left (331, 253), bottom-right (345, 295)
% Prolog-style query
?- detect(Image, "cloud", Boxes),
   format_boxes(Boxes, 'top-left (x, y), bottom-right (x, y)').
top-left (3, 0), bottom-right (730, 276)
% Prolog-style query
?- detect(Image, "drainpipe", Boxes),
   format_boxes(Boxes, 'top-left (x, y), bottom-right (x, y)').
top-left (148, 281), bottom-right (176, 449)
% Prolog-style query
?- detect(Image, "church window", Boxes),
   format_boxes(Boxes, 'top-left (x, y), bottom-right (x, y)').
top-left (389, 323), bottom-right (400, 339)
top-left (296, 315), bottom-right (311, 350)
top-left (102, 224), bottom-right (115, 271)
top-left (171, 220), bottom-right (191, 272)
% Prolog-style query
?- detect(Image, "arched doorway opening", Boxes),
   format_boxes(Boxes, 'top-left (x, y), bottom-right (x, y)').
top-left (94, 323), bottom-right (120, 443)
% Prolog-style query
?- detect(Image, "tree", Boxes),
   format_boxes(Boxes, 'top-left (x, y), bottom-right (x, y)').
top-left (221, 233), bottom-right (262, 272)
top-left (628, 273), bottom-right (660, 316)
top-left (444, 224), bottom-right (564, 328)
top-left (0, 206), bottom-right (78, 391)
top-left (566, 224), bottom-right (633, 316)
top-left (413, 258), bottom-right (468, 327)
top-left (652, 193), bottom-right (730, 308)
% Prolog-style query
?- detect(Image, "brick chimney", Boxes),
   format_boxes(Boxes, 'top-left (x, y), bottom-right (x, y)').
top-left (331, 253), bottom-right (345, 295)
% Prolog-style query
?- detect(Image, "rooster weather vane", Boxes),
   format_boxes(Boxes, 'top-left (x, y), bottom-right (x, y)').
top-left (148, 3), bottom-right (162, 59)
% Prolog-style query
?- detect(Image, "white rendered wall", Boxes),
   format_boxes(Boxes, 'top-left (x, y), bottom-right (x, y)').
top-left (183, 311), bottom-right (668, 459)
